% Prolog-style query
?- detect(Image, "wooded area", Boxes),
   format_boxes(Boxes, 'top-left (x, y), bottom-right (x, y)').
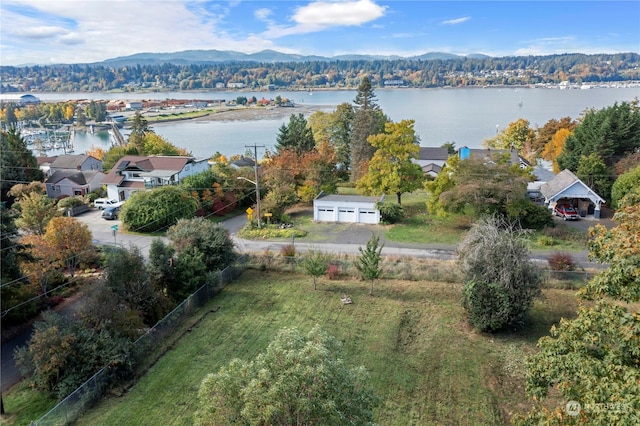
top-left (1, 53), bottom-right (638, 93)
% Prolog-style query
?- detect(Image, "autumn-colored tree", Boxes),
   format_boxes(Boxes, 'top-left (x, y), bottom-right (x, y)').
top-left (14, 191), bottom-right (61, 235)
top-left (426, 155), bottom-right (532, 218)
top-left (7, 181), bottom-right (46, 200)
top-left (484, 118), bottom-right (535, 155)
top-left (63, 104), bottom-right (75, 122)
top-left (532, 116), bottom-right (576, 157)
top-left (19, 234), bottom-right (61, 297)
top-left (308, 103), bottom-right (354, 174)
top-left (141, 132), bottom-right (183, 156)
top-left (541, 128), bottom-right (572, 172)
top-left (44, 217), bottom-right (93, 277)
top-left (86, 145), bottom-right (106, 161)
top-left (356, 119), bottom-right (423, 205)
top-left (518, 193), bottom-right (640, 425)
top-left (424, 155), bottom-right (460, 217)
top-left (614, 150), bottom-right (640, 175)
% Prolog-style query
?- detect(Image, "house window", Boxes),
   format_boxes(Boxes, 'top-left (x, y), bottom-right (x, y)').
top-left (51, 185), bottom-right (59, 191)
top-left (74, 189), bottom-right (82, 195)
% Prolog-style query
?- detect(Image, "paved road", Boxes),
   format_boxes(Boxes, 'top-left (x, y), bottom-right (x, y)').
top-left (1, 209), bottom-right (609, 393)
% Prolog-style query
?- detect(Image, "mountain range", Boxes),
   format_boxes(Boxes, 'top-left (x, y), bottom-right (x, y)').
top-left (98, 49), bottom-right (491, 67)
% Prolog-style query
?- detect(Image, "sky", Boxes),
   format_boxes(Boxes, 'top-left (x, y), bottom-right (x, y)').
top-left (1, 0), bottom-right (639, 66)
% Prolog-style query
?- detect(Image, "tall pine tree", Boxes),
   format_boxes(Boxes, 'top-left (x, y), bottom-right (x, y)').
top-left (350, 76), bottom-right (387, 182)
top-left (275, 113), bottom-right (315, 155)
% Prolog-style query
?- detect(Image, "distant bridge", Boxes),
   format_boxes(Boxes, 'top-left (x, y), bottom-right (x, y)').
top-left (109, 123), bottom-right (127, 146)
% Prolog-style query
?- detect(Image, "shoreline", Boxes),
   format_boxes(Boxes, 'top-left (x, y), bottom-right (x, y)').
top-left (142, 104), bottom-right (335, 125)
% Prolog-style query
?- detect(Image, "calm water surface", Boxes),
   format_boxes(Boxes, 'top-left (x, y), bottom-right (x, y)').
top-left (37, 87), bottom-right (639, 158)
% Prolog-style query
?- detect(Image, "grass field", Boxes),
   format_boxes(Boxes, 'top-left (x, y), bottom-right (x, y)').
top-left (69, 269), bottom-right (578, 426)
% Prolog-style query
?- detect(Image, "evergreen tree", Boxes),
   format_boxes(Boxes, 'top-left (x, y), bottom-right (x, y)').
top-left (275, 113), bottom-right (315, 154)
top-left (128, 111), bottom-right (153, 151)
top-left (355, 234), bottom-right (384, 295)
top-left (1, 128), bottom-right (44, 204)
top-left (350, 76), bottom-right (386, 181)
top-left (332, 102), bottom-right (354, 171)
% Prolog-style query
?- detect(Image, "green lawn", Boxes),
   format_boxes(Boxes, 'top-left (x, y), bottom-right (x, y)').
top-left (70, 269), bottom-right (578, 426)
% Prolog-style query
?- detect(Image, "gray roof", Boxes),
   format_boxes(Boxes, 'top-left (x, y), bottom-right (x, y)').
top-left (418, 147), bottom-right (449, 161)
top-left (464, 148), bottom-right (525, 166)
top-left (422, 163), bottom-right (443, 173)
top-left (231, 157), bottom-right (256, 168)
top-left (50, 154), bottom-right (92, 169)
top-left (540, 169), bottom-right (605, 203)
top-left (314, 193), bottom-right (383, 203)
top-left (46, 170), bottom-right (101, 185)
top-left (532, 165), bottom-right (556, 182)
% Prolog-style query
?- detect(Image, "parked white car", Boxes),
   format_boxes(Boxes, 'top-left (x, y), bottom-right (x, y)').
top-left (94, 198), bottom-right (119, 210)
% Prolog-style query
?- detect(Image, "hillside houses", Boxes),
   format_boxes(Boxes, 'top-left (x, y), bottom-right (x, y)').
top-left (102, 155), bottom-right (210, 201)
top-left (38, 154), bottom-right (106, 199)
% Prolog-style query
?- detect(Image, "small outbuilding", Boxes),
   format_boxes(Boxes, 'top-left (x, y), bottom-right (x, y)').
top-left (540, 169), bottom-right (606, 218)
top-left (313, 193), bottom-right (383, 224)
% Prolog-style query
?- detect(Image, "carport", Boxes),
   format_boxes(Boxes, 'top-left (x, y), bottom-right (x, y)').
top-left (313, 193), bottom-right (383, 224)
top-left (540, 169), bottom-right (606, 218)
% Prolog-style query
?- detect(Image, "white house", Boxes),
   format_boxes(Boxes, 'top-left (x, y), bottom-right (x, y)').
top-left (313, 193), bottom-right (383, 224)
top-left (540, 169), bottom-right (606, 218)
top-left (102, 155), bottom-right (210, 201)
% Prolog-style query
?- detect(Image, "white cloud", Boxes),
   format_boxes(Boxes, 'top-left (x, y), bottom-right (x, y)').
top-left (293, 0), bottom-right (386, 27)
top-left (255, 8), bottom-right (273, 21)
top-left (16, 26), bottom-right (68, 40)
top-left (0, 0), bottom-right (283, 64)
top-left (262, 0), bottom-right (386, 39)
top-left (442, 17), bottom-right (470, 25)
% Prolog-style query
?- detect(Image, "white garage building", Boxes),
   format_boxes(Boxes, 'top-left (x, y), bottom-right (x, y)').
top-left (313, 193), bottom-right (384, 224)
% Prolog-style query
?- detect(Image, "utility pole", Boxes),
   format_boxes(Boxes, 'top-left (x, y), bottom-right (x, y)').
top-left (245, 144), bottom-right (264, 228)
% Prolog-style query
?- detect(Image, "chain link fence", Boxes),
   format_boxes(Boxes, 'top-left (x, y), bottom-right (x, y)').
top-left (32, 255), bottom-right (247, 426)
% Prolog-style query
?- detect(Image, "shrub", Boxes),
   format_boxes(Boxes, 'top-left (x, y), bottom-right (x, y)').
top-left (120, 186), bottom-right (198, 233)
top-left (547, 252), bottom-right (576, 271)
top-left (57, 196), bottom-right (84, 208)
top-left (462, 281), bottom-right (511, 332)
top-left (281, 244), bottom-right (296, 258)
top-left (376, 202), bottom-right (405, 224)
top-left (536, 235), bottom-right (555, 246)
top-left (326, 263), bottom-right (341, 280)
top-left (458, 215), bottom-right (542, 332)
top-left (509, 201), bottom-right (554, 230)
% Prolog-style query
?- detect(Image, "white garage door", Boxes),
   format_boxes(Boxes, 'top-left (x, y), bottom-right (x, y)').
top-left (358, 209), bottom-right (378, 224)
top-left (338, 208), bottom-right (356, 222)
top-left (317, 207), bottom-right (334, 222)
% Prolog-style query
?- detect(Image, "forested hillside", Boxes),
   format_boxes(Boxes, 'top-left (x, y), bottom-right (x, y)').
top-left (1, 52), bottom-right (638, 93)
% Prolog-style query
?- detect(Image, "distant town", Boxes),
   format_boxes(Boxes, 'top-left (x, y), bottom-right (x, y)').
top-left (1, 52), bottom-right (639, 93)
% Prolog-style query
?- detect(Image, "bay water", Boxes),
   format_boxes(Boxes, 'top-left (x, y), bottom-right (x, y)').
top-left (37, 87), bottom-right (639, 158)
